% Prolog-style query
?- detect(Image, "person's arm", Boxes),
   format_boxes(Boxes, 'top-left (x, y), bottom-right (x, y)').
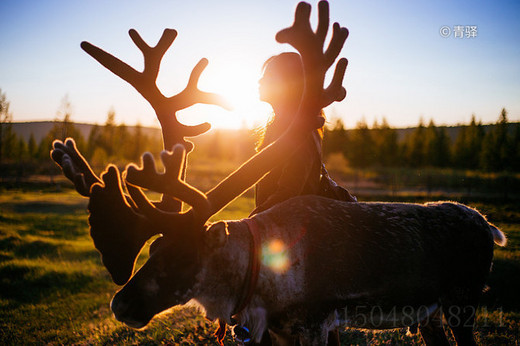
top-left (251, 132), bottom-right (320, 215)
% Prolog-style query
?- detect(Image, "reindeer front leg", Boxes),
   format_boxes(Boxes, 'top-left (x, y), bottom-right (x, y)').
top-left (298, 327), bottom-right (329, 346)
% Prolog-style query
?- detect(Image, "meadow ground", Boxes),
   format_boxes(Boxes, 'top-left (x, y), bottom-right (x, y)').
top-left (0, 185), bottom-right (519, 345)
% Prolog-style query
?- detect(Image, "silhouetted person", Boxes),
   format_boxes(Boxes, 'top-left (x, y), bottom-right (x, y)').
top-left (251, 52), bottom-right (343, 346)
top-left (252, 52), bottom-right (355, 216)
top-left (252, 52), bottom-right (323, 215)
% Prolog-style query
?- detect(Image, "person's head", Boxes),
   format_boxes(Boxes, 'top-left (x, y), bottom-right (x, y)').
top-left (259, 52), bottom-right (304, 115)
top-left (256, 52), bottom-right (324, 150)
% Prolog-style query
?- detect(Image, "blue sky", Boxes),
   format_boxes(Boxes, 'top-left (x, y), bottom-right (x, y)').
top-left (1, 0), bottom-right (519, 129)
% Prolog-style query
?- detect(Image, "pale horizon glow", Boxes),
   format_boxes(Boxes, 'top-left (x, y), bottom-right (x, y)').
top-left (1, 0), bottom-right (519, 130)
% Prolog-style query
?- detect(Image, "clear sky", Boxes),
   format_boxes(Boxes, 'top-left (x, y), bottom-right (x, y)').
top-left (1, 0), bottom-right (519, 130)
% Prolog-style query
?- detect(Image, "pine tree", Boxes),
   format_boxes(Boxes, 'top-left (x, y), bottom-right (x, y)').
top-left (115, 122), bottom-right (129, 160)
top-left (435, 126), bottom-right (451, 167)
top-left (424, 120), bottom-right (437, 167)
top-left (28, 133), bottom-right (38, 159)
top-left (100, 108), bottom-right (117, 158)
top-left (512, 123), bottom-right (520, 171)
top-left (346, 118), bottom-right (375, 168)
top-left (373, 117), bottom-right (399, 167)
top-left (404, 118), bottom-right (426, 167)
top-left (129, 122), bottom-right (148, 161)
top-left (87, 124), bottom-right (101, 159)
top-left (37, 136), bottom-right (54, 162)
top-left (481, 108), bottom-right (510, 171)
top-left (17, 136), bottom-right (29, 161)
top-left (452, 124), bottom-right (468, 169)
top-left (45, 95), bottom-right (86, 154)
top-left (0, 89), bottom-right (15, 163)
top-left (465, 115), bottom-right (484, 169)
top-left (323, 118), bottom-right (348, 158)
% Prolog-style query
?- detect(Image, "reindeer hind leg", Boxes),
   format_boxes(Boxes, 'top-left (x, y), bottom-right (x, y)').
top-left (419, 308), bottom-right (450, 346)
top-left (441, 290), bottom-right (480, 346)
top-left (442, 304), bottom-right (478, 346)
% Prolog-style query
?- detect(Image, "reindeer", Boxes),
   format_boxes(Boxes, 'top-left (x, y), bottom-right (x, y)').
top-left (51, 2), bottom-right (506, 345)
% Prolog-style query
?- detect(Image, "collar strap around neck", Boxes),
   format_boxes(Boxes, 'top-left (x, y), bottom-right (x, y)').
top-left (233, 217), bottom-right (261, 316)
top-left (215, 218), bottom-right (261, 345)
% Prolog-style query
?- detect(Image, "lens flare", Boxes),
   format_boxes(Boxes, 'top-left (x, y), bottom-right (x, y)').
top-left (261, 239), bottom-right (290, 274)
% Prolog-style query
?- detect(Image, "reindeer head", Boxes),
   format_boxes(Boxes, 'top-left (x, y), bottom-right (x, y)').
top-left (53, 24), bottom-right (230, 285)
top-left (110, 226), bottom-right (202, 329)
top-left (52, 0), bottom-right (348, 328)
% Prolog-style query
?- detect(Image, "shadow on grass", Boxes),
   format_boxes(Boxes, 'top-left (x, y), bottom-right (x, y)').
top-left (0, 263), bottom-right (99, 307)
top-left (0, 213), bottom-right (89, 240)
top-left (0, 200), bottom-right (88, 215)
top-left (481, 258), bottom-right (520, 311)
top-left (0, 234), bottom-right (22, 252)
top-left (0, 233), bottom-right (99, 263)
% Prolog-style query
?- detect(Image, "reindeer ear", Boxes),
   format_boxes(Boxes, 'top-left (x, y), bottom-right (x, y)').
top-left (205, 221), bottom-right (229, 249)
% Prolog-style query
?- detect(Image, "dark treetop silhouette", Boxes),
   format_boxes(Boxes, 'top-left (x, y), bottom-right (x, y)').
top-left (51, 1), bottom-right (505, 345)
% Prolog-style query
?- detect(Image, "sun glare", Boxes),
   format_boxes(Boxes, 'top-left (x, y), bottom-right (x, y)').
top-left (195, 60), bottom-right (272, 130)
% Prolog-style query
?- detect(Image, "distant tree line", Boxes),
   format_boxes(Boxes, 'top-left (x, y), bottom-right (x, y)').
top-left (0, 88), bottom-right (519, 174)
top-left (0, 91), bottom-right (256, 175)
top-left (324, 108), bottom-right (519, 172)
top-left (0, 92), bottom-right (163, 174)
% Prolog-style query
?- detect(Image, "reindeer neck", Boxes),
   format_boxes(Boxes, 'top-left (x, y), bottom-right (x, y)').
top-left (193, 220), bottom-right (255, 324)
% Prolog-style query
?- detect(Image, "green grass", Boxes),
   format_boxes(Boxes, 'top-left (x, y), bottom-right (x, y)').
top-left (0, 188), bottom-right (519, 345)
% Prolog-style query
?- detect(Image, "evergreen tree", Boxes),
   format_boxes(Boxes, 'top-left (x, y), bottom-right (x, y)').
top-left (128, 122), bottom-right (148, 161)
top-left (512, 123), bottom-right (520, 171)
top-left (424, 120), bottom-right (451, 167)
top-left (435, 126), bottom-right (451, 167)
top-left (28, 133), bottom-right (38, 159)
top-left (87, 124), bottom-right (101, 159)
top-left (17, 136), bottom-right (29, 161)
top-left (115, 122), bottom-right (129, 160)
top-left (0, 89), bottom-right (15, 163)
top-left (323, 118), bottom-right (348, 158)
top-left (481, 108), bottom-right (510, 171)
top-left (37, 135), bottom-right (54, 161)
top-left (424, 120), bottom-right (437, 167)
top-left (99, 108), bottom-right (117, 158)
top-left (372, 118), bottom-right (399, 167)
top-left (452, 124), bottom-right (468, 169)
top-left (45, 95), bottom-right (86, 154)
top-left (346, 118), bottom-right (375, 168)
top-left (404, 118), bottom-right (426, 167)
top-left (466, 115), bottom-right (484, 169)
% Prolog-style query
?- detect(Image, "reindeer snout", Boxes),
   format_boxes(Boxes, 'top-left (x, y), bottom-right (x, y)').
top-left (110, 291), bottom-right (149, 329)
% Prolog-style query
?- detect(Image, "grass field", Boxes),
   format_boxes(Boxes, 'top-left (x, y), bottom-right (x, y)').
top-left (1, 186), bottom-right (519, 345)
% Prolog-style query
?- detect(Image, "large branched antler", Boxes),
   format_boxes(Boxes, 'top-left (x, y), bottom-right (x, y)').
top-left (121, 1), bottom-right (349, 224)
top-left (81, 29), bottom-right (231, 151)
top-left (125, 145), bottom-right (210, 223)
top-left (51, 138), bottom-right (101, 197)
top-left (81, 28), bottom-right (231, 213)
top-left (276, 1), bottom-right (349, 111)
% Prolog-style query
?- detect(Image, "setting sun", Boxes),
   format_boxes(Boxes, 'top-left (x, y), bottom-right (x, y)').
top-left (198, 59), bottom-right (272, 130)
top-left (174, 57), bottom-right (273, 130)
